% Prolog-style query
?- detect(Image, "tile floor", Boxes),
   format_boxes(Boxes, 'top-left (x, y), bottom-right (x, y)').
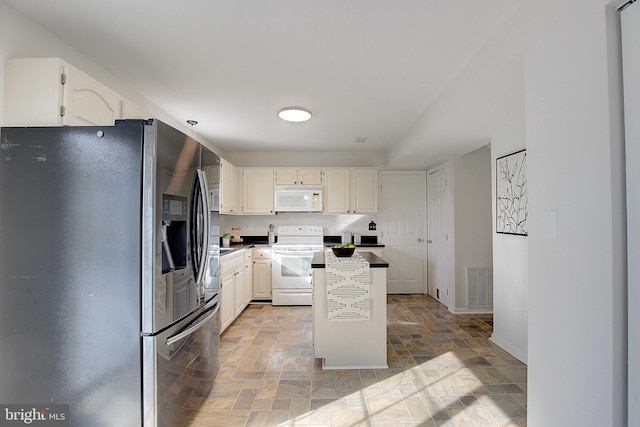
top-left (189, 294), bottom-right (527, 426)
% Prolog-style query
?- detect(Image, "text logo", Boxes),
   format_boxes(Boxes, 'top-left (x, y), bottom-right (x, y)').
top-left (0, 405), bottom-right (68, 426)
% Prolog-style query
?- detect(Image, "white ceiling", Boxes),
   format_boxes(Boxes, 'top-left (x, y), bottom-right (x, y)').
top-left (4, 0), bottom-right (521, 165)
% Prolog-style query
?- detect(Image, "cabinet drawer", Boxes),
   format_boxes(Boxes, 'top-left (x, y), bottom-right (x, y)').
top-left (220, 251), bottom-right (245, 275)
top-left (253, 248), bottom-right (271, 259)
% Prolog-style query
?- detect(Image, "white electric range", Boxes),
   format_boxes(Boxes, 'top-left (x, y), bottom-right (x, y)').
top-left (271, 225), bottom-right (323, 305)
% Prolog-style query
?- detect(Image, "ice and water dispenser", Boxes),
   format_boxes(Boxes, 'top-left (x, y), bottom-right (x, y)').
top-left (161, 194), bottom-right (188, 274)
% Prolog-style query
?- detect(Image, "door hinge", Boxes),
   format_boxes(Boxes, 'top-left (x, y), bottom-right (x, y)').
top-left (59, 105), bottom-right (65, 117)
top-left (60, 73), bottom-right (66, 85)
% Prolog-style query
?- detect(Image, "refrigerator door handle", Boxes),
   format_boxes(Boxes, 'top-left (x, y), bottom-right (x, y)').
top-left (166, 299), bottom-right (219, 346)
top-left (190, 169), bottom-right (210, 303)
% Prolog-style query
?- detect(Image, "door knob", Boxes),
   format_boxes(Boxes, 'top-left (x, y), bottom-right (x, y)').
top-left (427, 240), bottom-right (433, 243)
top-left (417, 238), bottom-right (423, 242)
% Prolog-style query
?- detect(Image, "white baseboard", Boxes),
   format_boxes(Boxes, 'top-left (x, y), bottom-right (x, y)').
top-left (490, 334), bottom-right (528, 364)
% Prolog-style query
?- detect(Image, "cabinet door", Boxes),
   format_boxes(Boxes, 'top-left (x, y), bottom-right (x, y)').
top-left (298, 168), bottom-right (322, 185)
top-left (275, 168), bottom-right (298, 185)
top-left (244, 253), bottom-right (253, 305)
top-left (4, 58), bottom-right (64, 126)
top-left (253, 260), bottom-right (272, 299)
top-left (220, 273), bottom-right (235, 332)
top-left (233, 268), bottom-right (245, 317)
top-left (62, 64), bottom-right (122, 126)
top-left (323, 169), bottom-right (350, 214)
top-left (242, 168), bottom-right (274, 214)
top-left (221, 159), bottom-right (238, 214)
top-left (351, 169), bottom-right (379, 213)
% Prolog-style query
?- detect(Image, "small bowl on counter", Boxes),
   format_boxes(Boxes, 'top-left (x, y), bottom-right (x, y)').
top-left (331, 245), bottom-right (355, 257)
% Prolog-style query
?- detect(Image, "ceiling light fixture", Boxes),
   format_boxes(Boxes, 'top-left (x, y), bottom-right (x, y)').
top-left (277, 106), bottom-right (312, 123)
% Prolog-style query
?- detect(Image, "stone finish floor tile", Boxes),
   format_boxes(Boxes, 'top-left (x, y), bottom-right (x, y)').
top-left (188, 294), bottom-right (527, 426)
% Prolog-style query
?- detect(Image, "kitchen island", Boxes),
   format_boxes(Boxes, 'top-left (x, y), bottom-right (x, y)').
top-left (311, 250), bottom-right (389, 369)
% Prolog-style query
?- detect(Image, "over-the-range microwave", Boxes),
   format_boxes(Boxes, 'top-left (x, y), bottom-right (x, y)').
top-left (274, 186), bottom-right (322, 212)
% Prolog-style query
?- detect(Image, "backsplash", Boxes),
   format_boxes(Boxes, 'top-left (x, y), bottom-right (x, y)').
top-left (220, 213), bottom-right (379, 238)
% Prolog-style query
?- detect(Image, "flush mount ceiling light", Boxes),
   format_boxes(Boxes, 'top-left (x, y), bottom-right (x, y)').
top-left (277, 106), bottom-right (312, 123)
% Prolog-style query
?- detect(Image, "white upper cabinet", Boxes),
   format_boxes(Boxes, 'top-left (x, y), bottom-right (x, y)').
top-left (323, 168), bottom-right (351, 214)
top-left (274, 168), bottom-right (298, 185)
top-left (323, 168), bottom-right (378, 214)
top-left (4, 57), bottom-right (148, 126)
top-left (220, 159), bottom-right (239, 214)
top-left (241, 168), bottom-right (274, 214)
top-left (350, 168), bottom-right (379, 213)
top-left (5, 58), bottom-right (65, 126)
top-left (275, 168), bottom-right (322, 185)
top-left (62, 63), bottom-right (121, 126)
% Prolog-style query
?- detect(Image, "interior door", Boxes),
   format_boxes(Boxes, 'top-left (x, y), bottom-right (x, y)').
top-left (379, 171), bottom-right (426, 293)
top-left (427, 164), bottom-right (453, 307)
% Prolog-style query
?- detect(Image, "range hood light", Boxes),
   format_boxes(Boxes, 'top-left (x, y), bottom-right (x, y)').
top-left (277, 106), bottom-right (312, 122)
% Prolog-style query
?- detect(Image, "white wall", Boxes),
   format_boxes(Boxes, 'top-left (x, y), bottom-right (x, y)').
top-left (490, 120), bottom-right (528, 363)
top-left (523, 1), bottom-right (625, 426)
top-left (452, 145), bottom-right (493, 311)
top-left (0, 1), bottom-right (223, 155)
top-left (622, 2), bottom-right (640, 423)
top-left (220, 212), bottom-right (379, 239)
top-left (397, 0), bottom-right (627, 425)
top-left (226, 151), bottom-right (387, 168)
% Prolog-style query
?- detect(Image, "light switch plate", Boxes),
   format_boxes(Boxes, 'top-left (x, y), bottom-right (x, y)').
top-left (543, 210), bottom-right (558, 239)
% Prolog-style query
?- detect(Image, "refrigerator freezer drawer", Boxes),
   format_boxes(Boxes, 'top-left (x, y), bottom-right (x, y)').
top-left (142, 299), bottom-right (220, 426)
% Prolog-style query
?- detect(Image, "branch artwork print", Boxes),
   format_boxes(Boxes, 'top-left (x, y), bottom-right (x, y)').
top-left (496, 149), bottom-right (527, 235)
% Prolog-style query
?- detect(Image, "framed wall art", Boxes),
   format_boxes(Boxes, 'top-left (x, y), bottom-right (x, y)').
top-left (496, 149), bottom-right (528, 236)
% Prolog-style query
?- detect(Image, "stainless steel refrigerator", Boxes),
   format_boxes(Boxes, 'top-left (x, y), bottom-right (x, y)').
top-left (0, 119), bottom-right (221, 426)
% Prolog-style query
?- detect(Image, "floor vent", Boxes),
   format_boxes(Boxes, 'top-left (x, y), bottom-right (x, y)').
top-left (467, 267), bottom-right (493, 308)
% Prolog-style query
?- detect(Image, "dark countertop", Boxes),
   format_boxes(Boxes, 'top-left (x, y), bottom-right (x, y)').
top-left (324, 243), bottom-right (385, 248)
top-left (220, 242), bottom-right (271, 258)
top-left (311, 251), bottom-right (389, 268)
top-left (323, 235), bottom-right (383, 247)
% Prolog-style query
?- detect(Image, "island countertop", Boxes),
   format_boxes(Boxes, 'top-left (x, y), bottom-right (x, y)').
top-left (311, 251), bottom-right (389, 268)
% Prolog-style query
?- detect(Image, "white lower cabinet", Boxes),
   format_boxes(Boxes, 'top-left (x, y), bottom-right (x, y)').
top-left (243, 252), bottom-right (253, 305)
top-left (233, 267), bottom-right (246, 317)
top-left (252, 247), bottom-right (272, 299)
top-left (220, 273), bottom-right (235, 333)
top-left (220, 249), bottom-right (252, 333)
